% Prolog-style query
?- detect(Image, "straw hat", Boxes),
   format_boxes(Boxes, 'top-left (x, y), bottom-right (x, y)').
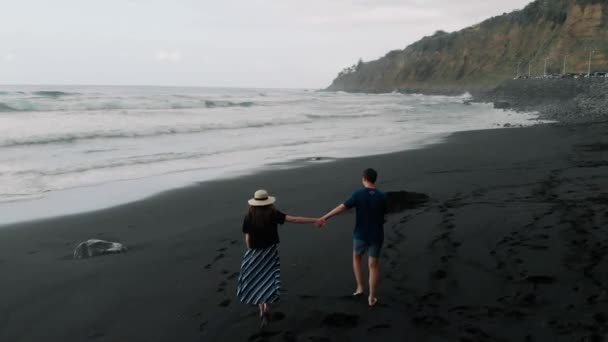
top-left (248, 189), bottom-right (276, 206)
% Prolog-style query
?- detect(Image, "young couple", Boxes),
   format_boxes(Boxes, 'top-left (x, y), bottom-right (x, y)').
top-left (236, 168), bottom-right (388, 327)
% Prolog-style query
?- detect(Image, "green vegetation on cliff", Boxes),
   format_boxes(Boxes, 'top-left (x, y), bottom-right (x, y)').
top-left (327, 0), bottom-right (608, 94)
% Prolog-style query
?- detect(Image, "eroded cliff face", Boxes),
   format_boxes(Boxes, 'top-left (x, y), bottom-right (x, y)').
top-left (562, 3), bottom-right (604, 36)
top-left (327, 0), bottom-right (608, 94)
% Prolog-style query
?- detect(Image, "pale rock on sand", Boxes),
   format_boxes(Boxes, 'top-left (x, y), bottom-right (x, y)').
top-left (73, 239), bottom-right (127, 259)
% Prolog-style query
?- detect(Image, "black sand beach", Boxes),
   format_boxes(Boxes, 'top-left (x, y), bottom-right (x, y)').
top-left (1, 122), bottom-right (607, 342)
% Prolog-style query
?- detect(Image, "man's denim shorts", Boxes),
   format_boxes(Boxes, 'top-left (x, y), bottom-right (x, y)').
top-left (353, 238), bottom-right (383, 258)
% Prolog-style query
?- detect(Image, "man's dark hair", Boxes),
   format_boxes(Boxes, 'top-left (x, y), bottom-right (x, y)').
top-left (362, 168), bottom-right (378, 183)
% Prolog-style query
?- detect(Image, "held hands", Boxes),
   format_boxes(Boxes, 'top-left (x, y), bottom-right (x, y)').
top-left (314, 217), bottom-right (327, 228)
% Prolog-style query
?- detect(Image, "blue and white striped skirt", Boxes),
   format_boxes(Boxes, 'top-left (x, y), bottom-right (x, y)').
top-left (237, 244), bottom-right (281, 305)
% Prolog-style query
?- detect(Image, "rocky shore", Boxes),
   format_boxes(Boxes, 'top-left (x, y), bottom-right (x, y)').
top-left (474, 78), bottom-right (608, 123)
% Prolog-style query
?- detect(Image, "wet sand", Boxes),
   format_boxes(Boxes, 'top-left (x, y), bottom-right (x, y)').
top-left (1, 122), bottom-right (607, 341)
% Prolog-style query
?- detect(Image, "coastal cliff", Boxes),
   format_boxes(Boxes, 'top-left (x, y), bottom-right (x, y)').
top-left (327, 0), bottom-right (608, 94)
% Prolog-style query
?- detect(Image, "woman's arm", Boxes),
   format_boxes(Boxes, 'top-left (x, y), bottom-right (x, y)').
top-left (245, 233), bottom-right (251, 249)
top-left (285, 215), bottom-right (323, 225)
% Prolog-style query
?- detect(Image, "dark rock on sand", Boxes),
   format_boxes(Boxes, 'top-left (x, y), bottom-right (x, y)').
top-left (386, 191), bottom-right (430, 213)
top-left (73, 239), bottom-right (127, 259)
top-left (494, 101), bottom-right (511, 109)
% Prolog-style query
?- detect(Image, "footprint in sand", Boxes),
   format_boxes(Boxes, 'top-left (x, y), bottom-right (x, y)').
top-left (248, 330), bottom-right (280, 341)
top-left (281, 331), bottom-right (297, 342)
top-left (87, 331), bottom-right (105, 339)
top-left (367, 323), bottom-right (391, 332)
top-left (218, 299), bottom-right (231, 307)
top-left (306, 336), bottom-right (331, 342)
top-left (265, 311), bottom-right (285, 322)
top-left (298, 294), bottom-right (318, 299)
top-left (321, 312), bottom-right (359, 328)
top-left (525, 275), bottom-right (556, 285)
top-left (199, 320), bottom-right (208, 332)
top-left (420, 292), bottom-right (443, 301)
top-left (433, 270), bottom-right (447, 280)
top-left (411, 314), bottom-right (449, 327)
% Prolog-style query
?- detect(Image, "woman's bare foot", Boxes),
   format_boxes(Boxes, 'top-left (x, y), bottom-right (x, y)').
top-left (260, 313), bottom-right (269, 328)
top-left (353, 286), bottom-right (365, 297)
top-left (368, 296), bottom-right (378, 307)
top-left (259, 304), bottom-right (270, 328)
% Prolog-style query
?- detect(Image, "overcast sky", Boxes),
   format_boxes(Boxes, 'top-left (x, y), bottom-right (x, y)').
top-left (0, 0), bottom-right (532, 89)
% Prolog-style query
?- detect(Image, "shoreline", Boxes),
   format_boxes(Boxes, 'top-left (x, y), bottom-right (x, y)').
top-left (0, 86), bottom-right (545, 226)
top-left (1, 121), bottom-right (607, 341)
top-left (0, 110), bottom-right (539, 227)
top-left (0, 133), bottom-right (447, 227)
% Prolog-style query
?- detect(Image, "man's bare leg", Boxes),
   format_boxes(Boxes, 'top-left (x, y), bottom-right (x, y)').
top-left (353, 251), bottom-right (365, 295)
top-left (368, 257), bottom-right (379, 306)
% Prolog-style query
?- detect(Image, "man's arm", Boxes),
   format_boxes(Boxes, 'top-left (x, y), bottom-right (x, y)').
top-left (322, 204), bottom-right (348, 221)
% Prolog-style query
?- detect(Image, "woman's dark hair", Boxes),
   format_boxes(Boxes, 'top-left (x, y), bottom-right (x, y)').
top-left (247, 204), bottom-right (277, 228)
top-left (363, 168), bottom-right (378, 183)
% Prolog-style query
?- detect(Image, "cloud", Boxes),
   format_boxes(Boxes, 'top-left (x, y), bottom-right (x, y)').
top-left (296, 0), bottom-right (528, 28)
top-left (303, 6), bottom-right (441, 25)
top-left (155, 50), bottom-right (182, 63)
top-left (2, 53), bottom-right (15, 62)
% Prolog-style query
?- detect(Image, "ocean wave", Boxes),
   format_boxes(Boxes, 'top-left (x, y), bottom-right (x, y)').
top-left (304, 113), bottom-right (379, 120)
top-left (11, 138), bottom-right (318, 179)
top-left (0, 97), bottom-right (258, 112)
top-left (0, 117), bottom-right (312, 148)
top-left (33, 91), bottom-right (79, 97)
top-left (0, 102), bottom-right (21, 112)
top-left (204, 100), bottom-right (255, 108)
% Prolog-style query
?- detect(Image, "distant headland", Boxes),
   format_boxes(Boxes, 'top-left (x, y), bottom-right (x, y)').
top-left (327, 0), bottom-right (608, 95)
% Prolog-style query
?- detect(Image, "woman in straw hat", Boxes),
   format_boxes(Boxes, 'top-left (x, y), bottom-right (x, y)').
top-left (237, 189), bottom-right (323, 327)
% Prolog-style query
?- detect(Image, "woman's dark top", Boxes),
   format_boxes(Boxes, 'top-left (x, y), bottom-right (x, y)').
top-left (242, 210), bottom-right (286, 249)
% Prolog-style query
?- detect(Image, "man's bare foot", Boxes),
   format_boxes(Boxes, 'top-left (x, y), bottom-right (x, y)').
top-left (368, 296), bottom-right (378, 307)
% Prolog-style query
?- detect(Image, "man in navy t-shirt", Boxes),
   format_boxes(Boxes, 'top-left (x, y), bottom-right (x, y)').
top-left (321, 168), bottom-right (388, 307)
